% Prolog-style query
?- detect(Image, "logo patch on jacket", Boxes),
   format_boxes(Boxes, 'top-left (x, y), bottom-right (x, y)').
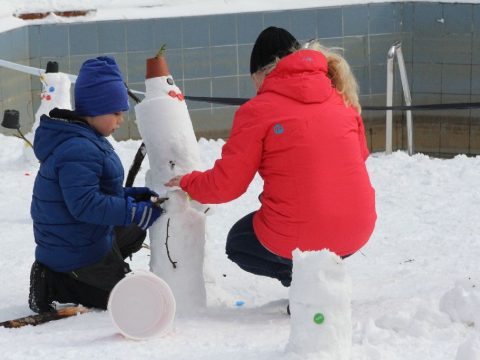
top-left (273, 123), bottom-right (284, 134)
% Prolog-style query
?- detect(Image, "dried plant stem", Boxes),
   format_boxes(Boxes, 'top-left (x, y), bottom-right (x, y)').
top-left (165, 218), bottom-right (177, 269)
top-left (156, 44), bottom-right (167, 58)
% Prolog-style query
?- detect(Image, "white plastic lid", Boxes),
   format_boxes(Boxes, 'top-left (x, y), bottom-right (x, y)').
top-left (108, 270), bottom-right (176, 340)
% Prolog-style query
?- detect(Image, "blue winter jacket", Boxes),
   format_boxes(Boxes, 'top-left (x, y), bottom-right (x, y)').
top-left (31, 115), bottom-right (128, 272)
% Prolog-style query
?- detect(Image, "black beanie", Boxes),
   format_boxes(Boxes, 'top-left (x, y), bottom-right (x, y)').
top-left (250, 26), bottom-right (300, 74)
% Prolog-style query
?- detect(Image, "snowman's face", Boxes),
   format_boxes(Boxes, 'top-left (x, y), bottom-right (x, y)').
top-left (164, 76), bottom-right (185, 101)
top-left (40, 74), bottom-right (56, 102)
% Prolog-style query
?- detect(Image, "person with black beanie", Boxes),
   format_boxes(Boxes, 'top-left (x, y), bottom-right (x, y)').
top-left (166, 27), bottom-right (376, 291)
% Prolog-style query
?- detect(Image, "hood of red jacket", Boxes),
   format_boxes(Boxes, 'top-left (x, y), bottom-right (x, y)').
top-left (258, 49), bottom-right (333, 104)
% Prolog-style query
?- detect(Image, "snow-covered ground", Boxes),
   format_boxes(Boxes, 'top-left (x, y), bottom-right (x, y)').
top-left (1, 134), bottom-right (480, 359)
top-left (1, 0), bottom-right (479, 357)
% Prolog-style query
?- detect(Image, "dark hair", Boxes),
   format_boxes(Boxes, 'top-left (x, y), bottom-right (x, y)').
top-left (249, 26), bottom-right (300, 74)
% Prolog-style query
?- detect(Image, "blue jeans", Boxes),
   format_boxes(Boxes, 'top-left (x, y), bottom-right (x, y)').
top-left (226, 212), bottom-right (293, 287)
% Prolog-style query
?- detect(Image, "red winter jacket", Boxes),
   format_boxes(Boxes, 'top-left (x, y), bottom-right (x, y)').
top-left (180, 50), bottom-right (376, 258)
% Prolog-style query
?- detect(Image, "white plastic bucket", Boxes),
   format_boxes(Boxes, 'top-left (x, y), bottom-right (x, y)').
top-left (108, 270), bottom-right (176, 340)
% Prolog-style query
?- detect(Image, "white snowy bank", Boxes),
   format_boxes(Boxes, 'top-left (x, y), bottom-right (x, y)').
top-left (0, 0), bottom-right (479, 33)
top-left (1, 133), bottom-right (480, 359)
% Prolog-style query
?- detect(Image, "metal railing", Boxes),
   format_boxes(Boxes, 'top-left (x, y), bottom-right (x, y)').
top-left (386, 41), bottom-right (414, 155)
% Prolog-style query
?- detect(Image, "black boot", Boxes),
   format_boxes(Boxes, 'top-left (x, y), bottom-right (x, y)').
top-left (28, 261), bottom-right (55, 313)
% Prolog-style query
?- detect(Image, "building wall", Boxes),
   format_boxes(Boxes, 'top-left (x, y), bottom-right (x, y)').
top-left (0, 26), bottom-right (31, 135)
top-left (0, 2), bottom-right (479, 156)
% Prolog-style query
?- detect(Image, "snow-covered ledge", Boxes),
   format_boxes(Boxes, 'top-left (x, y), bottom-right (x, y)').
top-left (1, 0), bottom-right (478, 33)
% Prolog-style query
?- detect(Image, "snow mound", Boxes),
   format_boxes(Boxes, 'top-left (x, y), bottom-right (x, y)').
top-left (456, 336), bottom-right (480, 360)
top-left (440, 277), bottom-right (480, 328)
top-left (287, 249), bottom-right (351, 359)
top-left (375, 304), bottom-right (451, 338)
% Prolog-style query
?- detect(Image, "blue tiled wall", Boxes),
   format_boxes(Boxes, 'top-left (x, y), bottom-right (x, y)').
top-left (0, 27), bottom-right (31, 132)
top-left (0, 2), bottom-right (479, 154)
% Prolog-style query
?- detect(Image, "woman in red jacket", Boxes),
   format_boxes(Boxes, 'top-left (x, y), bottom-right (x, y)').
top-left (166, 27), bottom-right (376, 287)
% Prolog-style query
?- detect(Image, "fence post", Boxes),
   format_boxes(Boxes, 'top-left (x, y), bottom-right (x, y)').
top-left (385, 44), bottom-right (396, 155)
top-left (385, 41), bottom-right (414, 156)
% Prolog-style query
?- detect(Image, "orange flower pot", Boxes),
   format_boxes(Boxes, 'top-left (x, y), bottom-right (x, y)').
top-left (146, 56), bottom-right (170, 79)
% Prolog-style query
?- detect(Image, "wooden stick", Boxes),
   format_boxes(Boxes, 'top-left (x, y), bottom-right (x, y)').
top-left (0, 306), bottom-right (89, 328)
top-left (165, 218), bottom-right (177, 269)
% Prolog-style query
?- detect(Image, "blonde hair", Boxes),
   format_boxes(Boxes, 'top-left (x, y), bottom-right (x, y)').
top-left (253, 41), bottom-right (361, 113)
top-left (304, 40), bottom-right (361, 113)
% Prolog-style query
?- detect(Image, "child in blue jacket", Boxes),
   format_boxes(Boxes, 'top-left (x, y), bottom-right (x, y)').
top-left (29, 56), bottom-right (162, 313)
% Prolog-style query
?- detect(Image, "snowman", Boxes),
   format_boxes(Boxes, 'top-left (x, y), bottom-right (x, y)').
top-left (31, 61), bottom-right (72, 135)
top-left (134, 48), bottom-right (208, 315)
top-left (23, 61), bottom-right (72, 163)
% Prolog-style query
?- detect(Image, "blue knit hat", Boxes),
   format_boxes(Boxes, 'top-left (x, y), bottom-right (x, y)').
top-left (74, 56), bottom-right (129, 116)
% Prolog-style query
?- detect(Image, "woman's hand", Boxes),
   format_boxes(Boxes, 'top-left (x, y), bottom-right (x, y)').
top-left (164, 175), bottom-right (184, 187)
